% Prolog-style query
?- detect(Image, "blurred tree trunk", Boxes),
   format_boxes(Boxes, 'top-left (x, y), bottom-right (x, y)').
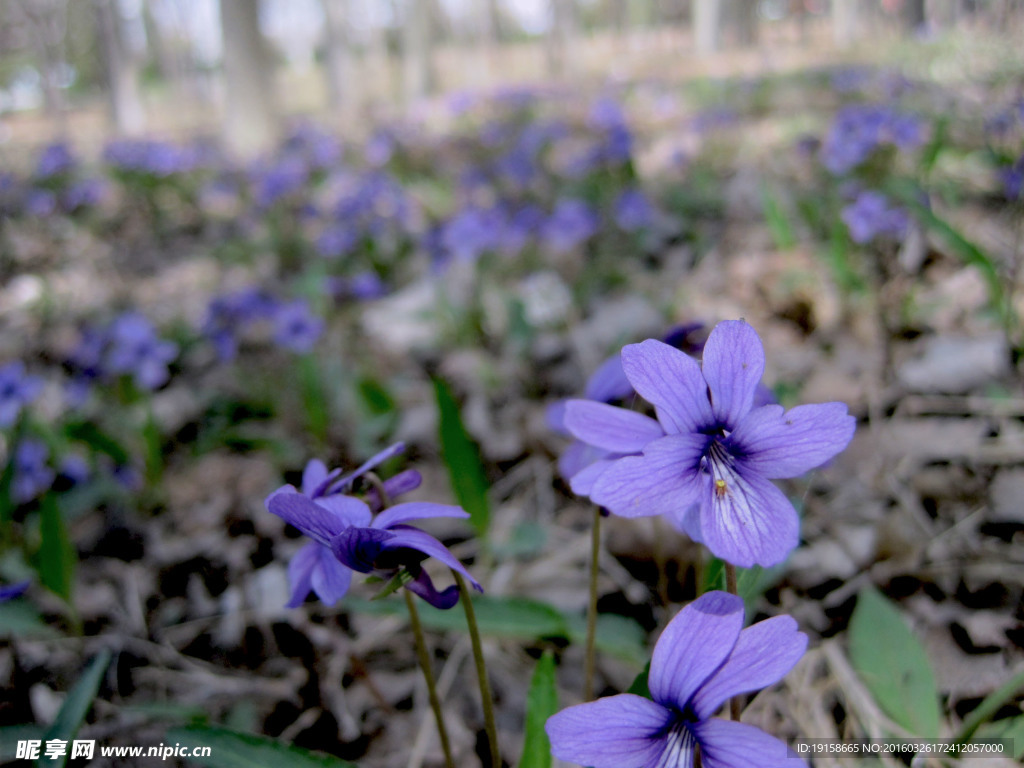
top-left (141, 0), bottom-right (173, 83)
top-left (322, 0), bottom-right (355, 114)
top-left (833, 0), bottom-right (859, 48)
top-left (219, 0), bottom-right (277, 156)
top-left (546, 0), bottom-right (577, 77)
top-left (96, 0), bottom-right (146, 136)
top-left (402, 0), bottom-right (435, 102)
top-left (12, 0), bottom-right (70, 137)
top-left (473, 0), bottom-right (500, 87)
top-left (693, 0), bottom-right (721, 54)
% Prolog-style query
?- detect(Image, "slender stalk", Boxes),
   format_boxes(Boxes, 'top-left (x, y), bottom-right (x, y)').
top-left (404, 590), bottom-right (456, 768)
top-left (583, 506), bottom-right (601, 701)
top-left (724, 563), bottom-right (742, 721)
top-left (454, 571), bottom-right (499, 767)
top-left (725, 562), bottom-right (738, 596)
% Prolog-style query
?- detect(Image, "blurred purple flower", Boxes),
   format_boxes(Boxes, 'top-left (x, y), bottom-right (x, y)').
top-left (546, 591), bottom-right (807, 768)
top-left (0, 361), bottom-right (43, 427)
top-left (563, 321), bottom-right (855, 567)
top-left (316, 226), bottom-right (358, 259)
top-left (1001, 154), bottom-right (1024, 201)
top-left (442, 206), bottom-right (503, 263)
top-left (63, 179), bottom-right (104, 212)
top-left (614, 188), bottom-right (655, 232)
top-left (273, 300), bottom-right (324, 353)
top-left (35, 143), bottom-right (75, 179)
top-left (106, 312), bottom-right (179, 390)
top-left (0, 580), bottom-right (30, 602)
top-left (821, 105), bottom-right (925, 175)
top-left (266, 444), bottom-right (481, 609)
top-left (841, 190), bottom-right (909, 244)
top-left (203, 287), bottom-right (279, 361)
top-left (104, 139), bottom-right (202, 176)
top-left (25, 190), bottom-right (57, 218)
top-left (542, 199), bottom-right (598, 253)
top-left (346, 272), bottom-right (388, 301)
top-left (12, 439), bottom-right (55, 504)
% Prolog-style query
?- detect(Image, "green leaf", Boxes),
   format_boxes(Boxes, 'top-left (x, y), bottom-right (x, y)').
top-left (298, 355), bottom-right (329, 447)
top-left (700, 558), bottom-right (785, 620)
top-left (974, 715), bottom-right (1024, 760)
top-left (40, 650), bottom-right (111, 768)
top-left (348, 595), bottom-right (647, 665)
top-left (356, 377), bottom-right (395, 417)
top-left (953, 666), bottom-right (1024, 745)
top-left (142, 407), bottom-right (164, 486)
top-left (493, 521), bottom-right (547, 559)
top-left (848, 587), bottom-right (940, 737)
top-left (37, 495), bottom-right (76, 602)
top-left (518, 651), bottom-right (557, 768)
top-left (432, 378), bottom-right (490, 538)
top-left (165, 725), bottom-right (359, 768)
top-left (349, 595), bottom-right (566, 639)
top-left (626, 662), bottom-right (652, 699)
top-left (0, 600), bottom-right (60, 639)
top-left (565, 612), bottom-right (648, 667)
top-left (63, 421), bottom-right (130, 465)
top-left (761, 184), bottom-right (797, 251)
top-left (0, 725), bottom-right (46, 762)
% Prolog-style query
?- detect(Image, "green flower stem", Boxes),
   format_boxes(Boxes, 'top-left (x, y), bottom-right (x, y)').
top-left (724, 563), bottom-right (742, 721)
top-left (404, 589), bottom-right (455, 768)
top-left (454, 570), bottom-right (500, 767)
top-left (583, 506), bottom-right (601, 701)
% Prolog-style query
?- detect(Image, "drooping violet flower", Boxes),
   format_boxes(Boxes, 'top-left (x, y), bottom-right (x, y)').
top-left (0, 361), bottom-right (43, 427)
top-left (12, 439), bottom-right (55, 504)
top-left (0, 580), bottom-right (30, 601)
top-left (105, 312), bottom-right (179, 390)
top-left (273, 300), bottom-right (324, 354)
top-left (546, 591), bottom-right (807, 768)
top-left (266, 444), bottom-right (481, 609)
top-left (564, 320), bottom-right (855, 567)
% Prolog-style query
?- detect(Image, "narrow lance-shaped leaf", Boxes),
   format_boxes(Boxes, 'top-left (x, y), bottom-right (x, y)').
top-left (37, 494), bottom-right (76, 602)
top-left (433, 377), bottom-right (490, 537)
top-left (848, 586), bottom-right (940, 737)
top-left (518, 651), bottom-right (557, 768)
top-left (39, 649), bottom-right (111, 768)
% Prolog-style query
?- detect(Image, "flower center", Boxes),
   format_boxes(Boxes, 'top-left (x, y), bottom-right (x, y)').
top-left (654, 721), bottom-right (697, 768)
top-left (705, 439), bottom-right (737, 500)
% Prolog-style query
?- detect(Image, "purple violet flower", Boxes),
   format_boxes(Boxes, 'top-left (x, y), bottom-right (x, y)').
top-left (266, 444), bottom-right (482, 609)
top-left (105, 312), bottom-right (179, 390)
top-left (273, 300), bottom-right (324, 353)
top-left (12, 439), bottom-right (55, 504)
top-left (546, 591), bottom-right (807, 768)
top-left (542, 199), bottom-right (598, 254)
top-left (563, 320), bottom-right (855, 567)
top-left (0, 580), bottom-right (30, 602)
top-left (841, 191), bottom-right (909, 244)
top-left (614, 188), bottom-right (656, 232)
top-left (0, 361), bottom-right (43, 427)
